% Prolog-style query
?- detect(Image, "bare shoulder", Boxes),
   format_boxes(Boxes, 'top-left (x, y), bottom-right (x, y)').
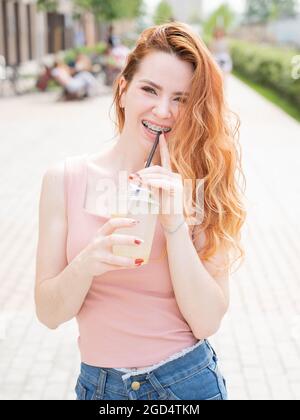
top-left (39, 160), bottom-right (66, 222)
top-left (36, 160), bottom-right (68, 285)
top-left (42, 160), bottom-right (65, 184)
top-left (85, 152), bottom-right (105, 169)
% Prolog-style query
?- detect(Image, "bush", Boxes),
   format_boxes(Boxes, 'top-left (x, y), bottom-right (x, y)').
top-left (63, 42), bottom-right (107, 65)
top-left (229, 40), bottom-right (300, 107)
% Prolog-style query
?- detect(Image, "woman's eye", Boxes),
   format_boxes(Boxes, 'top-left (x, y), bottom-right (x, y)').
top-left (175, 97), bottom-right (187, 104)
top-left (141, 87), bottom-right (187, 104)
top-left (142, 86), bottom-right (156, 94)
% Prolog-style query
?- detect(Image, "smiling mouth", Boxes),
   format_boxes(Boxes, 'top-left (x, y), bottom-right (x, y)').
top-left (142, 120), bottom-right (172, 134)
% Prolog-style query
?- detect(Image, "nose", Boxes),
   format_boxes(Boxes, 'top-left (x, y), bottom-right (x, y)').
top-left (152, 97), bottom-right (171, 119)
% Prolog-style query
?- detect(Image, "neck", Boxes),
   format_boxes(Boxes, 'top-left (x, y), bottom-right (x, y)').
top-left (108, 131), bottom-right (161, 174)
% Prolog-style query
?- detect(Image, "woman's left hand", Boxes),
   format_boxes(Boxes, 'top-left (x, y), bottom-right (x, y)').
top-left (130, 132), bottom-right (185, 231)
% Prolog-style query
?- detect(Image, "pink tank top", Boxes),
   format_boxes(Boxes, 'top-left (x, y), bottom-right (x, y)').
top-left (64, 154), bottom-right (198, 368)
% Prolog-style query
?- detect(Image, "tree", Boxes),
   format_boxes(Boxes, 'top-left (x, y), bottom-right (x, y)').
top-left (37, 0), bottom-right (58, 12)
top-left (272, 0), bottom-right (299, 19)
top-left (74, 0), bottom-right (144, 21)
top-left (244, 0), bottom-right (299, 23)
top-left (244, 0), bottom-right (270, 23)
top-left (203, 3), bottom-right (236, 39)
top-left (153, 1), bottom-right (174, 25)
top-left (38, 0), bottom-right (144, 21)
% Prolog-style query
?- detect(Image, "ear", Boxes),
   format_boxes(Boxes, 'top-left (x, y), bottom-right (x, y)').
top-left (119, 76), bottom-right (127, 109)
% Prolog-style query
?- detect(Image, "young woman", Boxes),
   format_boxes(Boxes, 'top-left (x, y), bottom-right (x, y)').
top-left (35, 22), bottom-right (246, 400)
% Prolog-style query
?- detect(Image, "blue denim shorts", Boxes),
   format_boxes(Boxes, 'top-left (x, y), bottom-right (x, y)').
top-left (75, 339), bottom-right (227, 400)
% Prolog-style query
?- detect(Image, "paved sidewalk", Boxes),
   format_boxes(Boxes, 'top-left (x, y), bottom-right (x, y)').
top-left (0, 76), bottom-right (300, 400)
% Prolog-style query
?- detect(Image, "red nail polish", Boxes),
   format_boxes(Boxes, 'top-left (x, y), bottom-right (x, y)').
top-left (134, 240), bottom-right (142, 245)
top-left (135, 259), bottom-right (144, 265)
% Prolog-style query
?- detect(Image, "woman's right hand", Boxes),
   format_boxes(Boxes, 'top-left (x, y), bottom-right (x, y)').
top-left (79, 217), bottom-right (145, 277)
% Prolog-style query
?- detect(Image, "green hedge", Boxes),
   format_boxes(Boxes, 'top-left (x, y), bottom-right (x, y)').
top-left (230, 40), bottom-right (300, 107)
top-left (63, 42), bottom-right (107, 65)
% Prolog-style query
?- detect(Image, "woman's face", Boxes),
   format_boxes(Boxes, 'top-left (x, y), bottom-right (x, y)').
top-left (119, 51), bottom-right (193, 150)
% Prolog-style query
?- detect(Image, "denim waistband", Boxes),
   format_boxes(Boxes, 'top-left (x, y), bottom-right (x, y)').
top-left (77, 340), bottom-right (226, 400)
top-left (80, 339), bottom-right (217, 388)
top-left (114, 339), bottom-right (205, 379)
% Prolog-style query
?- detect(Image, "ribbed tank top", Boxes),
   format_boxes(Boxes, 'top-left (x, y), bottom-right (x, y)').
top-left (64, 154), bottom-right (198, 368)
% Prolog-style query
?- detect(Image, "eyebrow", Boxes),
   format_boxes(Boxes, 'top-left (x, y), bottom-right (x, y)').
top-left (139, 79), bottom-right (189, 96)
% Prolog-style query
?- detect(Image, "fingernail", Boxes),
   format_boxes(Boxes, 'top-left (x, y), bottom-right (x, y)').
top-left (135, 259), bottom-right (144, 265)
top-left (129, 175), bottom-right (135, 180)
top-left (134, 240), bottom-right (143, 245)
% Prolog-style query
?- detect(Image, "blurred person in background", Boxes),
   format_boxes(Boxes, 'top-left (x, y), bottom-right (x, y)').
top-left (107, 24), bottom-right (117, 49)
top-left (36, 55), bottom-right (98, 99)
top-left (73, 53), bottom-right (93, 74)
top-left (35, 22), bottom-right (246, 400)
top-left (102, 41), bottom-right (130, 86)
top-left (209, 27), bottom-right (233, 82)
top-left (50, 57), bottom-right (99, 100)
top-left (36, 64), bottom-right (52, 92)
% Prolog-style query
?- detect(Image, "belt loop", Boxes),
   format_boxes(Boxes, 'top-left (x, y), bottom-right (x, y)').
top-left (147, 371), bottom-right (168, 399)
top-left (205, 339), bottom-right (218, 362)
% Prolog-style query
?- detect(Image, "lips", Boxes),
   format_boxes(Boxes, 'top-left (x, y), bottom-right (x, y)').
top-left (141, 121), bottom-right (171, 143)
top-left (142, 121), bottom-right (159, 140)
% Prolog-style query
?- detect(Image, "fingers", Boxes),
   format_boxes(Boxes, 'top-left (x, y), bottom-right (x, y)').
top-left (135, 166), bottom-right (170, 175)
top-left (102, 234), bottom-right (144, 247)
top-left (159, 132), bottom-right (172, 171)
top-left (99, 217), bottom-right (139, 236)
top-left (144, 180), bottom-right (176, 194)
top-left (101, 254), bottom-right (144, 268)
top-left (134, 173), bottom-right (172, 181)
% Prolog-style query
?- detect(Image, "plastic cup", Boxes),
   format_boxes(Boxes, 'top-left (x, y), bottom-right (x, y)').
top-left (112, 183), bottom-right (160, 265)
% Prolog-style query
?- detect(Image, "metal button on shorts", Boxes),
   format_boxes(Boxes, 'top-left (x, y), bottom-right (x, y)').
top-left (131, 381), bottom-right (141, 391)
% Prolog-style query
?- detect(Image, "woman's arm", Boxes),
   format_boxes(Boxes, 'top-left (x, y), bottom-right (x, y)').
top-left (165, 222), bottom-right (230, 339)
top-left (34, 162), bottom-right (94, 329)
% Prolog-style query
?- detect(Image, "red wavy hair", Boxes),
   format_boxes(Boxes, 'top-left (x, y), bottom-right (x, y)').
top-left (112, 21), bottom-right (247, 274)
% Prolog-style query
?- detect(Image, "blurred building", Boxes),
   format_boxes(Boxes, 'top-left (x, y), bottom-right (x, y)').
top-left (268, 16), bottom-right (300, 49)
top-left (166, 0), bottom-right (203, 23)
top-left (0, 0), bottom-right (38, 65)
top-left (0, 0), bottom-right (104, 66)
top-left (235, 14), bottom-right (300, 49)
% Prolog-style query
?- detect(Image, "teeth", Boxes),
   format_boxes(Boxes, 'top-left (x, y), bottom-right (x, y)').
top-left (142, 120), bottom-right (171, 133)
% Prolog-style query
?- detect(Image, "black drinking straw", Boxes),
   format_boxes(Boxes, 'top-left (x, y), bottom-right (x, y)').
top-left (145, 131), bottom-right (161, 168)
top-left (135, 131), bottom-right (162, 195)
